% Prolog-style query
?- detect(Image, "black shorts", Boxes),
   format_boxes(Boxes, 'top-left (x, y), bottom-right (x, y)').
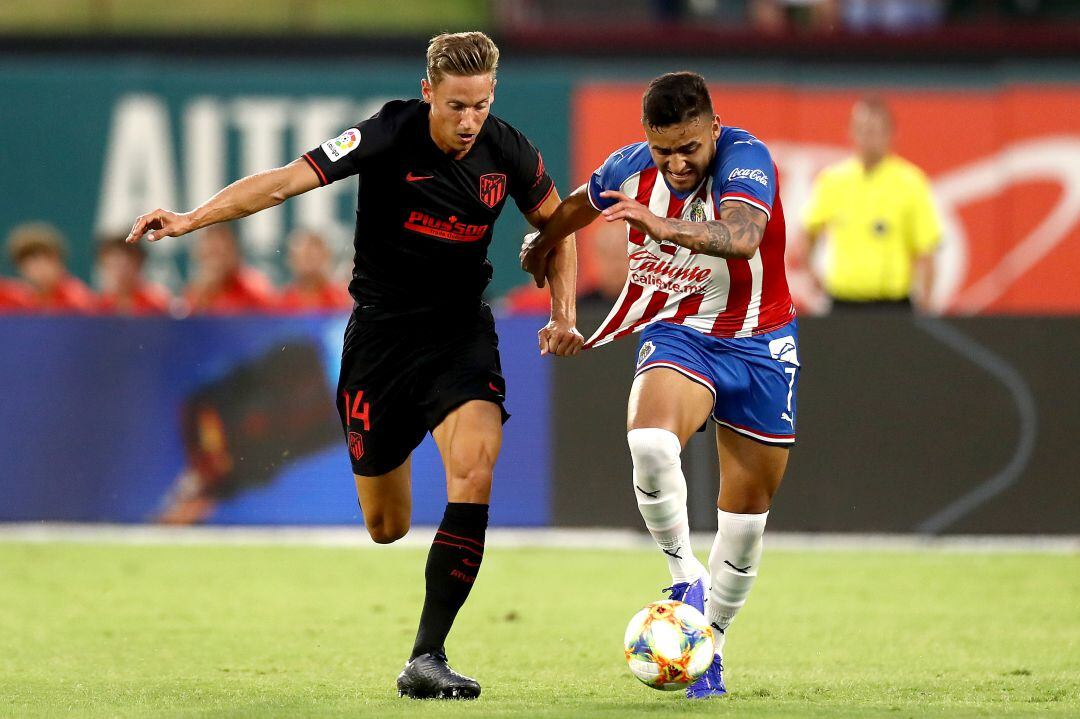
top-left (336, 303), bottom-right (509, 476)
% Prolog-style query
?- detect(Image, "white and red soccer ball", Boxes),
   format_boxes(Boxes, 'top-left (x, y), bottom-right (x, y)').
top-left (624, 599), bottom-right (715, 690)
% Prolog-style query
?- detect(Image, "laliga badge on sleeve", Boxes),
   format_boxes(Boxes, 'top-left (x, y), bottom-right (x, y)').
top-left (321, 128), bottom-right (361, 163)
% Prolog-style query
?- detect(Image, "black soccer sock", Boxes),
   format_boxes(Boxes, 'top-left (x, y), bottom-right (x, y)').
top-left (410, 502), bottom-right (489, 661)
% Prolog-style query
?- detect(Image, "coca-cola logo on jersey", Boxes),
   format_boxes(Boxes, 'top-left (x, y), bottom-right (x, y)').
top-left (728, 167), bottom-right (769, 187)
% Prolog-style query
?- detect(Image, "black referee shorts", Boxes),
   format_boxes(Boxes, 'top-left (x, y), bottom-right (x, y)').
top-left (335, 303), bottom-right (509, 477)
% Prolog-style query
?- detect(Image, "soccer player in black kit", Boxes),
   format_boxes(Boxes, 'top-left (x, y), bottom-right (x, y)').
top-left (125, 32), bottom-right (583, 700)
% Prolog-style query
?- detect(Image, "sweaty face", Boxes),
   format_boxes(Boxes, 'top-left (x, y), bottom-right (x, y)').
top-left (643, 115), bottom-right (721, 193)
top-left (850, 104), bottom-right (893, 166)
top-left (422, 73), bottom-right (494, 158)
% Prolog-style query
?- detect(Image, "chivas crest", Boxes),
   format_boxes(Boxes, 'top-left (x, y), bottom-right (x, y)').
top-left (688, 198), bottom-right (707, 223)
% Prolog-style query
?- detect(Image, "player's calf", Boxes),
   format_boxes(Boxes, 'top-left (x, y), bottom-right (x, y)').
top-left (628, 428), bottom-right (707, 584)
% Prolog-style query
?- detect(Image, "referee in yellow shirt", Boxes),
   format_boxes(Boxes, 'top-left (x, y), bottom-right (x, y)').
top-left (802, 97), bottom-right (941, 311)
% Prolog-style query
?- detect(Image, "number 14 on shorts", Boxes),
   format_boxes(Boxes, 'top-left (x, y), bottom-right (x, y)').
top-left (342, 390), bottom-right (371, 431)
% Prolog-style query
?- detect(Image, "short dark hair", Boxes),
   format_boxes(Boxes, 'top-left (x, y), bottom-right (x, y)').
top-left (96, 232), bottom-right (145, 264)
top-left (642, 72), bottom-right (714, 130)
top-left (854, 95), bottom-right (894, 128)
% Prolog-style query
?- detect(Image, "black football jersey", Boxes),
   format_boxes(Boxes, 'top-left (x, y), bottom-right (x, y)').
top-left (302, 99), bottom-right (554, 319)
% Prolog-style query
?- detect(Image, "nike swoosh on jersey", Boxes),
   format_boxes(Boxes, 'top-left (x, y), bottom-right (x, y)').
top-left (406, 172), bottom-right (434, 182)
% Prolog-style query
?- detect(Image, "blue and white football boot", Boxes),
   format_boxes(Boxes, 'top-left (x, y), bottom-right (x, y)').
top-left (686, 651), bottom-right (726, 699)
top-left (662, 576), bottom-right (706, 615)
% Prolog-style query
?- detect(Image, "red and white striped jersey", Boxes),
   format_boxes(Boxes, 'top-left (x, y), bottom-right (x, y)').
top-left (584, 127), bottom-right (795, 349)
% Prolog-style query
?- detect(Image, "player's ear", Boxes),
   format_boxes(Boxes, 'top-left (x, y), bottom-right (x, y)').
top-left (421, 77), bottom-right (433, 103)
top-left (489, 77), bottom-right (497, 105)
top-left (711, 114), bottom-right (721, 141)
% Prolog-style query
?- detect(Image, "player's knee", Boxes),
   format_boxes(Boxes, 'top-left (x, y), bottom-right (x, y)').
top-left (450, 465), bottom-right (494, 502)
top-left (627, 428), bottom-right (682, 476)
top-left (718, 492), bottom-right (773, 515)
top-left (365, 514), bottom-right (410, 544)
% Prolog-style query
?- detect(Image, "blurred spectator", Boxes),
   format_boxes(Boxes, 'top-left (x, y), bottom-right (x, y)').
top-left (843, 0), bottom-right (944, 32)
top-left (6, 222), bottom-right (96, 313)
top-left (503, 222), bottom-right (628, 315)
top-left (798, 97), bottom-right (941, 312)
top-left (277, 229), bottom-right (353, 313)
top-left (578, 223), bottom-right (630, 307)
top-left (0, 277), bottom-right (33, 312)
top-left (183, 224), bottom-right (277, 315)
top-left (95, 234), bottom-right (172, 315)
top-left (750, 0), bottom-right (841, 32)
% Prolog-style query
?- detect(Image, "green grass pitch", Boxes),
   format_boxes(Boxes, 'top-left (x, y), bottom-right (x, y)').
top-left (1, 540), bottom-right (1077, 717)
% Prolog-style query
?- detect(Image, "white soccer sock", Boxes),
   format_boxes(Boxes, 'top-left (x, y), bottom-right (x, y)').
top-left (707, 508), bottom-right (769, 653)
top-left (627, 428), bottom-right (707, 583)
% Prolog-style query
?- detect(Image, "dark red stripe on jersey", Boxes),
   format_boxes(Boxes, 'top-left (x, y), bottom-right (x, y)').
top-left (613, 290), bottom-right (668, 340)
top-left (755, 168), bottom-right (796, 334)
top-left (584, 282), bottom-right (644, 349)
top-left (522, 180), bottom-right (555, 215)
top-left (713, 258), bottom-right (752, 336)
top-left (671, 292), bottom-right (703, 325)
top-left (628, 168), bottom-right (658, 246)
top-left (302, 152), bottom-right (328, 186)
top-left (432, 540), bottom-right (484, 557)
top-left (436, 529), bottom-right (484, 548)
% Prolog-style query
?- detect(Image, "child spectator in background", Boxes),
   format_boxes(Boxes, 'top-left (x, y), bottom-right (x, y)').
top-left (277, 229), bottom-right (353, 313)
top-left (95, 234), bottom-right (172, 315)
top-left (0, 277), bottom-right (33, 312)
top-left (182, 224), bottom-right (277, 315)
top-left (6, 222), bottom-right (96, 313)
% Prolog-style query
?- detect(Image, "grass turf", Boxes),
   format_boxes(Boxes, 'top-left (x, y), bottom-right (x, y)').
top-left (0, 540), bottom-right (1077, 717)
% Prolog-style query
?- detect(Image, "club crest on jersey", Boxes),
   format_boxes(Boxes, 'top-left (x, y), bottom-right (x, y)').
top-left (768, 336), bottom-right (800, 366)
top-left (688, 198), bottom-right (707, 223)
top-left (321, 128), bottom-right (361, 163)
top-left (479, 173), bottom-right (507, 208)
top-left (637, 341), bottom-right (656, 367)
top-left (348, 431), bottom-right (364, 461)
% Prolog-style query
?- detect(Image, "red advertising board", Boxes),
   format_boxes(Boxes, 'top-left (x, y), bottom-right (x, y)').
top-left (573, 84), bottom-right (1080, 314)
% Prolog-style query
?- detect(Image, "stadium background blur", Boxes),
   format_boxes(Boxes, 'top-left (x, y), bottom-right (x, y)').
top-left (2, 0), bottom-right (1078, 531)
top-left (2, 4), bottom-right (1079, 717)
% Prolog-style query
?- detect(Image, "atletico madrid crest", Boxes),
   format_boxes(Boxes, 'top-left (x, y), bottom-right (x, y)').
top-left (479, 173), bottom-right (507, 208)
top-left (348, 431), bottom-right (364, 461)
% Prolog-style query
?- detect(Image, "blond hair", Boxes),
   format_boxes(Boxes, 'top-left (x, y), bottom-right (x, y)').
top-left (7, 222), bottom-right (66, 265)
top-left (426, 31), bottom-right (499, 86)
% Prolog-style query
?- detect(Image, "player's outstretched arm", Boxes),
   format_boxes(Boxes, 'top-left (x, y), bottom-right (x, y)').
top-left (520, 184), bottom-right (599, 288)
top-left (523, 187), bottom-right (590, 357)
top-left (600, 191), bottom-right (767, 260)
top-left (125, 159), bottom-right (322, 244)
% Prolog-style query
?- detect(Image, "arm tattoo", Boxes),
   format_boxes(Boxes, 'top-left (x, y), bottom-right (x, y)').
top-left (663, 201), bottom-right (766, 259)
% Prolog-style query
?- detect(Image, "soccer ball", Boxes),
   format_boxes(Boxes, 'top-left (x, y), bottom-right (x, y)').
top-left (624, 599), bottom-right (715, 690)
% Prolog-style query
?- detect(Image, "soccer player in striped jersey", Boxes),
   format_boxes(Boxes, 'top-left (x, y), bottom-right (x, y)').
top-left (521, 72), bottom-right (799, 699)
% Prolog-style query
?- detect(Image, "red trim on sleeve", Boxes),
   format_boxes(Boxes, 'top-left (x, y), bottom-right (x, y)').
top-left (523, 180), bottom-right (556, 215)
top-left (302, 152), bottom-right (329, 186)
top-left (718, 192), bottom-right (772, 218)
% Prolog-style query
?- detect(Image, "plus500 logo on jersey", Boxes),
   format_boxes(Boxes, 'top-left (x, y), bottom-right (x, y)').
top-left (404, 211), bottom-right (490, 243)
top-left (321, 128), bottom-right (361, 162)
